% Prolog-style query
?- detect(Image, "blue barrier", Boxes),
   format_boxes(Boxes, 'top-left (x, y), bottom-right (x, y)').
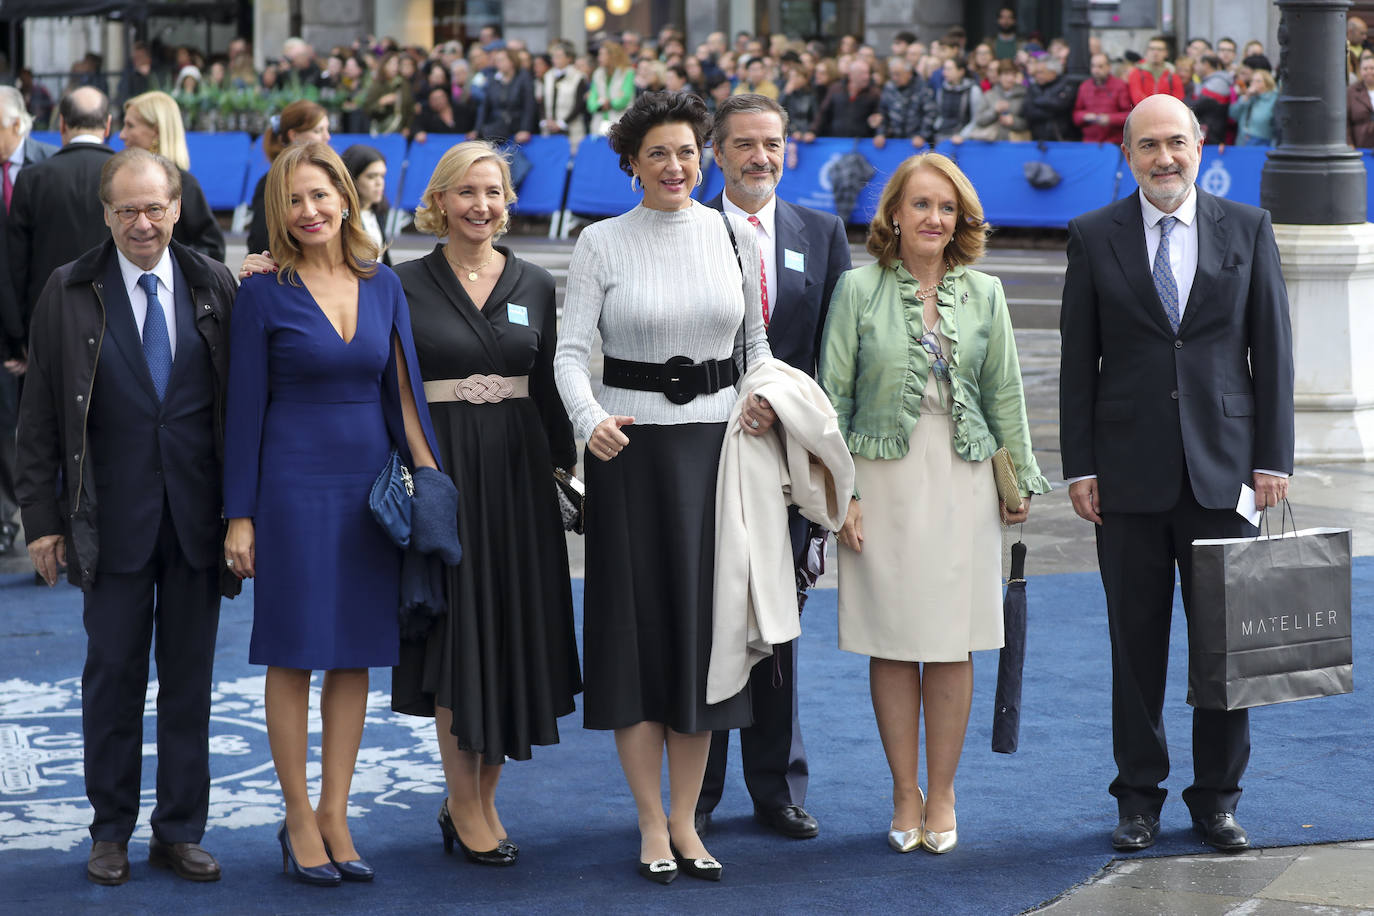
top-left (27, 129), bottom-right (1374, 226)
top-left (185, 131), bottom-right (251, 210)
top-left (511, 135), bottom-right (572, 215)
top-left (565, 136), bottom-right (639, 216)
top-left (401, 134), bottom-right (572, 215)
top-left (328, 133), bottom-right (406, 206)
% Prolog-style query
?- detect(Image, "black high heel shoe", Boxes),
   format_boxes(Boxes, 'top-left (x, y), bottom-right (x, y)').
top-left (670, 842), bottom-right (723, 882)
top-left (323, 841), bottom-right (375, 882)
top-left (638, 858), bottom-right (678, 884)
top-left (437, 799), bottom-right (517, 866)
top-left (278, 824), bottom-right (341, 886)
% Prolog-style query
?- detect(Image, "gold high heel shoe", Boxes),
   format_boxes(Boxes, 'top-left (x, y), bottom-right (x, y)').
top-left (887, 788), bottom-right (925, 853)
top-left (921, 804), bottom-right (957, 854)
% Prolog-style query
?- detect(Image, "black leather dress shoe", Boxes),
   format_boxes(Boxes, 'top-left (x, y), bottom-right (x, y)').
top-left (1111, 814), bottom-right (1160, 851)
top-left (149, 838), bottom-right (221, 881)
top-left (754, 804), bottom-right (819, 839)
top-left (694, 810), bottom-right (711, 836)
top-left (88, 840), bottom-right (130, 885)
top-left (1193, 812), bottom-right (1250, 851)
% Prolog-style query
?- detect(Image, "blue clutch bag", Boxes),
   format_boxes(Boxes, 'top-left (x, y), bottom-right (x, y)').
top-left (369, 449), bottom-right (413, 548)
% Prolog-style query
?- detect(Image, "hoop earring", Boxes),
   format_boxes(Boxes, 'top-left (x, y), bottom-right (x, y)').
top-left (630, 174), bottom-right (641, 193)
top-left (694, 170), bottom-right (703, 188)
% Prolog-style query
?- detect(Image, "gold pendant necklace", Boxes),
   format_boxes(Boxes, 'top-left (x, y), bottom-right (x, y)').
top-left (447, 246), bottom-right (495, 281)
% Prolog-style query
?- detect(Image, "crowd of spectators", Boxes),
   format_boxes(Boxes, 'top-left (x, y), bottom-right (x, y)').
top-left (13, 10), bottom-right (1355, 155)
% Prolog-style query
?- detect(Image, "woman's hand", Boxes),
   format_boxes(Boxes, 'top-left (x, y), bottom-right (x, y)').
top-left (838, 498), bottom-right (863, 553)
top-left (740, 392), bottom-right (777, 437)
top-left (238, 251), bottom-right (278, 280)
top-left (224, 517), bottom-right (256, 579)
top-left (1001, 493), bottom-right (1031, 526)
top-left (589, 415), bottom-right (634, 461)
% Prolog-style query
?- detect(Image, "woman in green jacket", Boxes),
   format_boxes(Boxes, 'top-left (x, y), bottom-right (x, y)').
top-left (587, 40), bottom-right (636, 137)
top-left (819, 152), bottom-right (1049, 856)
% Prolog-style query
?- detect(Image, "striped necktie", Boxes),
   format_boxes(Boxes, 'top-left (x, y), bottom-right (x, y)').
top-left (747, 214), bottom-right (770, 327)
top-left (1153, 215), bottom-right (1181, 333)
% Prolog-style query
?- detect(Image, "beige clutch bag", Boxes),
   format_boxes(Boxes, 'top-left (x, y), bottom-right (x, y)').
top-left (992, 447), bottom-right (1024, 513)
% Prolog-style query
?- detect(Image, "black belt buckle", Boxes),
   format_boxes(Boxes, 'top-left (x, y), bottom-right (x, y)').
top-left (662, 355), bottom-right (697, 405)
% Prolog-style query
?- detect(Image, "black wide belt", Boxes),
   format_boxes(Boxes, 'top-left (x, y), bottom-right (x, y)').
top-left (602, 355), bottom-right (740, 405)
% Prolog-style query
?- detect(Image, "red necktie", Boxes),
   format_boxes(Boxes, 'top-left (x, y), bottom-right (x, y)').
top-left (748, 215), bottom-right (769, 327)
top-left (2, 161), bottom-right (12, 212)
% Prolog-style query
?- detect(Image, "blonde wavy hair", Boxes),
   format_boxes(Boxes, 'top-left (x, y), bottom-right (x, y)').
top-left (413, 140), bottom-right (517, 238)
top-left (867, 152), bottom-right (988, 268)
top-left (124, 91), bottom-right (189, 171)
top-left (265, 142), bottom-right (378, 283)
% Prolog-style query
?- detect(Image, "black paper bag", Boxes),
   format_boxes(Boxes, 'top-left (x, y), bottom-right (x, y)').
top-left (1188, 526), bottom-right (1353, 711)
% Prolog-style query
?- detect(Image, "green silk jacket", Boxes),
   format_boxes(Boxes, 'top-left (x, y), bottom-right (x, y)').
top-left (819, 261), bottom-right (1051, 498)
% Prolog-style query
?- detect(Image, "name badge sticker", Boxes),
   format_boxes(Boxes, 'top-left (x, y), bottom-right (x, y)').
top-left (507, 303), bottom-right (530, 326)
top-left (784, 249), bottom-right (805, 272)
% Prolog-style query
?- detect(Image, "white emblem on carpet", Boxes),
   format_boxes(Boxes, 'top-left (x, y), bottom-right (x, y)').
top-left (0, 676), bottom-right (445, 852)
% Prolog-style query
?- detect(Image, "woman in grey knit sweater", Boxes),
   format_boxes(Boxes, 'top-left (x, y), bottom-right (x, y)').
top-left (555, 91), bottom-right (773, 885)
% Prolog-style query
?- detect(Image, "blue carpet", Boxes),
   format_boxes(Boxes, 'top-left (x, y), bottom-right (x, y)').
top-left (1, 559), bottom-right (1370, 915)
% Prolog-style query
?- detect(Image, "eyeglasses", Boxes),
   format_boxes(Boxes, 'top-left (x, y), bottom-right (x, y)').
top-left (919, 330), bottom-right (950, 382)
top-left (108, 202), bottom-right (175, 224)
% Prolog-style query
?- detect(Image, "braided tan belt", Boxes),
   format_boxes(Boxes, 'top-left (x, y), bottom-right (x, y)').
top-left (424, 375), bottom-right (530, 404)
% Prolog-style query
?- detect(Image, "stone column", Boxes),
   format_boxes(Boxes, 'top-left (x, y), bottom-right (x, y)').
top-left (254, 0), bottom-right (292, 71)
top-left (1263, 0), bottom-right (1374, 461)
top-left (374, 0), bottom-right (434, 48)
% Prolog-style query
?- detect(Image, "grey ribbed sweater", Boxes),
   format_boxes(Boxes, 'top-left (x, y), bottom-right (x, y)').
top-left (555, 201), bottom-right (771, 441)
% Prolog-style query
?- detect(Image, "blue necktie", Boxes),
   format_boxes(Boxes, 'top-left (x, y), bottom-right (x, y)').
top-left (138, 273), bottom-right (172, 399)
top-left (1153, 216), bottom-right (1181, 333)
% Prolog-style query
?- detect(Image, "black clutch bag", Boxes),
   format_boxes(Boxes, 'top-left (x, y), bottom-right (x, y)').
top-left (554, 467), bottom-right (585, 535)
top-left (369, 448), bottom-right (414, 547)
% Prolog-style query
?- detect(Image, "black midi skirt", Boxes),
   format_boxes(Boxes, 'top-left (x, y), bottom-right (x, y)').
top-left (581, 422), bottom-right (752, 732)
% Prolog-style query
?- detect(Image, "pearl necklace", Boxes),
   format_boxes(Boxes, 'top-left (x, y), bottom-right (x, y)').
top-left (446, 246), bottom-right (495, 281)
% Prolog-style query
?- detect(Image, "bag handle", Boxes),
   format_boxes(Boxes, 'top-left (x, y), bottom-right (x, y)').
top-left (1258, 497), bottom-right (1296, 539)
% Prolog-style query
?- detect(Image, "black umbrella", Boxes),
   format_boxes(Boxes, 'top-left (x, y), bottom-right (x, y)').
top-left (992, 538), bottom-right (1027, 754)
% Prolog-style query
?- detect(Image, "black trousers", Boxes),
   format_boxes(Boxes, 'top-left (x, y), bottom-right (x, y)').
top-left (699, 510), bottom-right (810, 814)
top-left (82, 499), bottom-right (221, 843)
top-left (1096, 477), bottom-right (1254, 820)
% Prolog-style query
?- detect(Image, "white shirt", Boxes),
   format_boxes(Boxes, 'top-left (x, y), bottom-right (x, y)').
top-left (115, 247), bottom-right (177, 358)
top-left (722, 192), bottom-right (777, 320)
top-left (360, 207), bottom-right (384, 251)
top-left (1140, 186), bottom-right (1198, 319)
top-left (5, 143), bottom-right (25, 184)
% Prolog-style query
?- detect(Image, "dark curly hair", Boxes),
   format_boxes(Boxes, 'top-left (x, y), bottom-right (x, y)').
top-left (607, 90), bottom-right (712, 177)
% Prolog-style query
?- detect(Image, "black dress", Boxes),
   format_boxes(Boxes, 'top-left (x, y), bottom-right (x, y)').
top-left (174, 169), bottom-right (226, 262)
top-left (391, 245), bottom-right (581, 764)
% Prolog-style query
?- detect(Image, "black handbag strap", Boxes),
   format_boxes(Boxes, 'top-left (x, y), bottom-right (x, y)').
top-left (720, 209), bottom-right (750, 376)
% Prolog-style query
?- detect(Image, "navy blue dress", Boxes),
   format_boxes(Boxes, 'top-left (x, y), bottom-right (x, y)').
top-left (224, 267), bottom-right (439, 670)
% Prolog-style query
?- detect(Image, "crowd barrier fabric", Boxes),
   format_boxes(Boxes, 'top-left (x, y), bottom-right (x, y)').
top-left (30, 128), bottom-right (1374, 227)
top-left (185, 131), bottom-right (252, 210)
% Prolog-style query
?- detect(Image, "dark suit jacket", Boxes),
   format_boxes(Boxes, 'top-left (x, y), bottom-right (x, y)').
top-left (7, 140), bottom-right (116, 340)
top-left (0, 135), bottom-right (58, 356)
top-left (1059, 189), bottom-right (1294, 514)
top-left (705, 194), bottom-right (851, 375)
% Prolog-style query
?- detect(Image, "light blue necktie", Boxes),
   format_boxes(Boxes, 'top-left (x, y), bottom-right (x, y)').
top-left (1152, 216), bottom-right (1181, 333)
top-left (137, 273), bottom-right (172, 399)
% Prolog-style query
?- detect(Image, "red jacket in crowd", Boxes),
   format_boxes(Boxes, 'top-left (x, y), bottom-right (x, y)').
top-left (1073, 75), bottom-right (1132, 144)
top-left (1127, 66), bottom-right (1186, 105)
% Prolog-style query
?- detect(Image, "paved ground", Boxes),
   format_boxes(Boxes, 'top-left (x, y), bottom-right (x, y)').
top-left (3, 230), bottom-right (1370, 914)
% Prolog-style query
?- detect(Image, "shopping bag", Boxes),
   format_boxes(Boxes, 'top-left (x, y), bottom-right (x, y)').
top-left (1188, 516), bottom-right (1353, 711)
